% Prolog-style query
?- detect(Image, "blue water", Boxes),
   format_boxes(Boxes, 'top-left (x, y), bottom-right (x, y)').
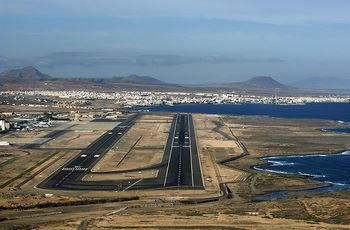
top-left (140, 103), bottom-right (350, 122)
top-left (254, 151), bottom-right (350, 200)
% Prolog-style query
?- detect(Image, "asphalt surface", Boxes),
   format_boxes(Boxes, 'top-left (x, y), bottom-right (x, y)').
top-left (24, 124), bottom-right (76, 149)
top-left (38, 113), bottom-right (203, 191)
top-left (163, 114), bottom-right (203, 187)
top-left (37, 114), bottom-right (139, 190)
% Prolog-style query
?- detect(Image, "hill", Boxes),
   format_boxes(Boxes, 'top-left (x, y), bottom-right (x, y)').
top-left (0, 67), bottom-right (183, 91)
top-left (0, 66), bottom-right (52, 83)
top-left (235, 76), bottom-right (293, 90)
top-left (191, 76), bottom-right (294, 90)
top-left (112, 74), bottom-right (170, 85)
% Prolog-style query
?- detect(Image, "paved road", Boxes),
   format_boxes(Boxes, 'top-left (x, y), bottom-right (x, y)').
top-left (38, 113), bottom-right (203, 191)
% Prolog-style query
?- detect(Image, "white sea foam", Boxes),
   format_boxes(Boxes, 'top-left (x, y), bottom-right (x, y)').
top-left (256, 151), bottom-right (350, 186)
top-left (261, 169), bottom-right (290, 174)
top-left (340, 151), bottom-right (350, 155)
top-left (264, 151), bottom-right (350, 160)
top-left (265, 156), bottom-right (279, 160)
top-left (297, 172), bottom-right (326, 178)
top-left (253, 166), bottom-right (289, 174)
top-left (284, 154), bottom-right (312, 158)
top-left (324, 181), bottom-right (347, 186)
top-left (267, 160), bottom-right (295, 166)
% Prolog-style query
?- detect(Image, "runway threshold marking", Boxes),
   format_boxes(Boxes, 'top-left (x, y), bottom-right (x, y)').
top-left (62, 167), bottom-right (88, 171)
top-left (163, 114), bottom-right (178, 186)
top-left (122, 178), bottom-right (143, 191)
top-left (55, 126), bottom-right (126, 187)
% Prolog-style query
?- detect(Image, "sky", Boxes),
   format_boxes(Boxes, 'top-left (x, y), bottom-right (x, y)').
top-left (1, 0), bottom-right (350, 84)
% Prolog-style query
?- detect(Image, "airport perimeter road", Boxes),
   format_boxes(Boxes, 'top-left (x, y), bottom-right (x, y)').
top-left (38, 114), bottom-right (139, 189)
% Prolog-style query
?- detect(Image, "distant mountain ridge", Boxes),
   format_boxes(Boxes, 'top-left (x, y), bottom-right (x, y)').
top-left (0, 66), bottom-right (177, 87)
top-left (112, 74), bottom-right (169, 85)
top-left (0, 67), bottom-right (165, 84)
top-left (4, 66), bottom-right (349, 91)
top-left (0, 66), bottom-right (295, 91)
top-left (0, 66), bottom-right (52, 82)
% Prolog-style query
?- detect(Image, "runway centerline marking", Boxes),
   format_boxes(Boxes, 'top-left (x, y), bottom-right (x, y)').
top-left (178, 144), bottom-right (182, 186)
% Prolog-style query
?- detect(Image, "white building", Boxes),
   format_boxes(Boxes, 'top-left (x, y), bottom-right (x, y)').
top-left (0, 120), bottom-right (6, 131)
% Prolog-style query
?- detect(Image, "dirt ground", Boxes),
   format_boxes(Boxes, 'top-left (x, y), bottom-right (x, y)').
top-left (89, 114), bottom-right (172, 180)
top-left (41, 130), bottom-right (106, 149)
top-left (1, 113), bottom-right (350, 229)
top-left (0, 129), bottom-right (50, 144)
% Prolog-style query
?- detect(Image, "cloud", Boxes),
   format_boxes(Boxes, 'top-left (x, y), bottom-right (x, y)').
top-left (2, 0), bottom-right (350, 24)
top-left (31, 52), bottom-right (283, 67)
top-left (0, 52), bottom-right (283, 70)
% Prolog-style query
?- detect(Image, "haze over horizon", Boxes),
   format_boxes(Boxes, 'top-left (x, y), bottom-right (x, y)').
top-left (1, 0), bottom-right (350, 84)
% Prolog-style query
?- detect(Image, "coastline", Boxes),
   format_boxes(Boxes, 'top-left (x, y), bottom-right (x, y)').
top-left (253, 150), bottom-right (350, 200)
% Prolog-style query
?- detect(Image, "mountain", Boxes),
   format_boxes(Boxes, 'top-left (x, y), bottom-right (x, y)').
top-left (0, 67), bottom-right (174, 87)
top-left (235, 76), bottom-right (293, 90)
top-left (187, 76), bottom-right (295, 90)
top-left (0, 66), bottom-right (52, 83)
top-left (292, 77), bottom-right (350, 89)
top-left (112, 74), bottom-right (169, 85)
top-left (0, 67), bottom-right (293, 91)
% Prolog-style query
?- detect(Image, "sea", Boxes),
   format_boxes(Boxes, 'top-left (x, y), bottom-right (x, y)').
top-left (138, 102), bottom-right (350, 122)
top-left (254, 151), bottom-right (350, 200)
top-left (133, 102), bottom-right (350, 198)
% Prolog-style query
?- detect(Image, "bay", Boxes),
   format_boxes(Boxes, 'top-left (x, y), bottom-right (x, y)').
top-left (140, 102), bottom-right (350, 122)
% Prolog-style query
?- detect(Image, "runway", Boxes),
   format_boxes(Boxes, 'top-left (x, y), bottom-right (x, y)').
top-left (38, 114), bottom-right (139, 190)
top-left (38, 113), bottom-right (203, 191)
top-left (163, 114), bottom-right (203, 187)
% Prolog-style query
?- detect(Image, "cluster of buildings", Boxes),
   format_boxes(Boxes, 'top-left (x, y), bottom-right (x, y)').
top-left (0, 119), bottom-right (10, 131)
top-left (1, 90), bottom-right (350, 108)
top-left (0, 113), bottom-right (53, 133)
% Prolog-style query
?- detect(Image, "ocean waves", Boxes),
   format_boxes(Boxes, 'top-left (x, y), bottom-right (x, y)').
top-left (255, 150), bottom-right (350, 190)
